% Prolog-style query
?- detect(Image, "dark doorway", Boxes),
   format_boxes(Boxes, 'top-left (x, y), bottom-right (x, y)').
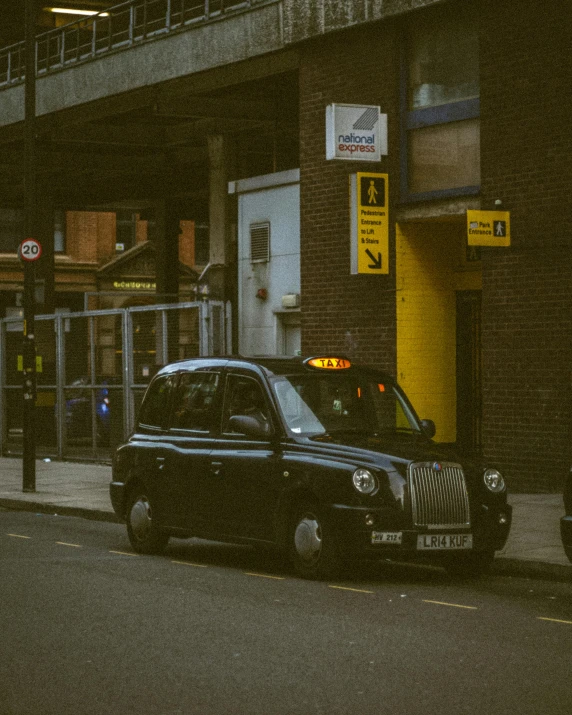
top-left (456, 290), bottom-right (482, 454)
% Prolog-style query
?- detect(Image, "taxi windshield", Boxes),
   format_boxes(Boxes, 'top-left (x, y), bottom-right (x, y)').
top-left (271, 373), bottom-right (421, 437)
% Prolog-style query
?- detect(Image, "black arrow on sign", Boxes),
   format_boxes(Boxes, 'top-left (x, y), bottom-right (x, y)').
top-left (365, 249), bottom-right (382, 270)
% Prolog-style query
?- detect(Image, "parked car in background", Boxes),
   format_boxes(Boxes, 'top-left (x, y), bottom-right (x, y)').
top-left (110, 355), bottom-right (513, 579)
top-left (65, 377), bottom-right (112, 445)
top-left (560, 467), bottom-right (572, 563)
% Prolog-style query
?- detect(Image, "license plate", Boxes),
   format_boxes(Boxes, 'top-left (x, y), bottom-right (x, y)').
top-left (371, 531), bottom-right (402, 545)
top-left (417, 533), bottom-right (473, 550)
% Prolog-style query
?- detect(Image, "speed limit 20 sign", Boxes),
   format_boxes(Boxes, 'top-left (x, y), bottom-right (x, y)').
top-left (19, 238), bottom-right (42, 262)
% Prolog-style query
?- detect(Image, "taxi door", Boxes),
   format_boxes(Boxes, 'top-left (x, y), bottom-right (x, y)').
top-left (204, 371), bottom-right (283, 542)
top-left (159, 369), bottom-right (222, 531)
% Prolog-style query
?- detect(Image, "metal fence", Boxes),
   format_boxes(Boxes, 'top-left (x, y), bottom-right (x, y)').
top-left (0, 0), bottom-right (275, 87)
top-left (0, 301), bottom-right (231, 461)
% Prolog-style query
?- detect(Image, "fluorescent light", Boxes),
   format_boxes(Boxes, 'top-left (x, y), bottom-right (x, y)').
top-left (47, 7), bottom-right (110, 16)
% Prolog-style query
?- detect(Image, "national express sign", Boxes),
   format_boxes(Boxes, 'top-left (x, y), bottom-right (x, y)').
top-left (326, 104), bottom-right (388, 162)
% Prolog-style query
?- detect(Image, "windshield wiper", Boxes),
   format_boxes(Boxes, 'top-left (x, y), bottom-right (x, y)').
top-left (374, 427), bottom-right (422, 435)
top-left (315, 427), bottom-right (377, 437)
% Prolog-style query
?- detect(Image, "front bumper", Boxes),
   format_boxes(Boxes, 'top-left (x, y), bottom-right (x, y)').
top-left (329, 502), bottom-right (513, 559)
top-left (560, 515), bottom-right (572, 563)
top-left (109, 481), bottom-right (127, 519)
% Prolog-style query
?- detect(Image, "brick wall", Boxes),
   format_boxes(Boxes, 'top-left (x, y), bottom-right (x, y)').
top-left (66, 211), bottom-right (115, 263)
top-left (479, 0), bottom-right (572, 491)
top-left (299, 23), bottom-right (400, 371)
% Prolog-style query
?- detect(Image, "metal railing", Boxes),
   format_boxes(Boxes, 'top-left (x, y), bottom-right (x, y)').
top-left (0, 0), bottom-right (274, 88)
top-left (0, 300), bottom-right (231, 461)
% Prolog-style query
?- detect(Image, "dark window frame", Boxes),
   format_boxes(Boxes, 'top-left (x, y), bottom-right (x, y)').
top-left (399, 12), bottom-right (481, 204)
top-left (137, 374), bottom-right (176, 430)
top-left (169, 370), bottom-right (221, 434)
top-left (221, 372), bottom-right (274, 439)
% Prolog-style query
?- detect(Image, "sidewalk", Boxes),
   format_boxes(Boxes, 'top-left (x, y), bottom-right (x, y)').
top-left (0, 457), bottom-right (570, 581)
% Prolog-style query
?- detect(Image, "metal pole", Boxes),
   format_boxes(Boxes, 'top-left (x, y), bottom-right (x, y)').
top-left (22, 0), bottom-right (37, 491)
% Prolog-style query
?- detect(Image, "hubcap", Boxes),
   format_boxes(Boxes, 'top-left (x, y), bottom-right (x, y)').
top-left (130, 496), bottom-right (152, 541)
top-left (294, 514), bottom-right (322, 563)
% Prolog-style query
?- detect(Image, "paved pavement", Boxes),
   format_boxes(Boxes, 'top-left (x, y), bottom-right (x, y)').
top-left (0, 457), bottom-right (569, 581)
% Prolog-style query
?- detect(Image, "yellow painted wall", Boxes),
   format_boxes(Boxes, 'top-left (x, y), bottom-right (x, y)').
top-left (396, 221), bottom-right (481, 442)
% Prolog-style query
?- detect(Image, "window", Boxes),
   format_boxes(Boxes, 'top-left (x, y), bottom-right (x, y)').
top-left (0, 209), bottom-right (24, 252)
top-left (0, 208), bottom-right (67, 253)
top-left (272, 374), bottom-right (419, 436)
top-left (194, 223), bottom-right (210, 265)
top-left (54, 209), bottom-right (66, 253)
top-left (222, 375), bottom-right (271, 435)
top-left (171, 371), bottom-right (219, 431)
top-left (402, 3), bottom-right (480, 200)
top-left (116, 211), bottom-right (137, 252)
top-left (408, 119), bottom-right (480, 194)
top-left (138, 375), bottom-right (175, 429)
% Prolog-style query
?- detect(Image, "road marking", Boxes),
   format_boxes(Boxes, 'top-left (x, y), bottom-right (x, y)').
top-left (109, 550), bottom-right (137, 556)
top-left (172, 560), bottom-right (207, 568)
top-left (422, 600), bottom-right (477, 610)
top-left (329, 585), bottom-right (374, 594)
top-left (7, 533), bottom-right (31, 539)
top-left (56, 542), bottom-right (82, 548)
top-left (244, 572), bottom-right (285, 580)
top-left (538, 617), bottom-right (572, 626)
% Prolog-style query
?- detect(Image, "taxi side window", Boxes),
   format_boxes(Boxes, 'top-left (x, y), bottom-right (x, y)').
top-left (222, 375), bottom-right (271, 435)
top-left (171, 371), bottom-right (219, 431)
top-left (138, 375), bottom-right (174, 429)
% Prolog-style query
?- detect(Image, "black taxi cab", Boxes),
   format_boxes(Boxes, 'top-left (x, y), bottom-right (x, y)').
top-left (110, 355), bottom-right (512, 579)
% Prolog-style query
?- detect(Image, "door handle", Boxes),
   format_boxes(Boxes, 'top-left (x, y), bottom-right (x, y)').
top-left (210, 461), bottom-right (223, 476)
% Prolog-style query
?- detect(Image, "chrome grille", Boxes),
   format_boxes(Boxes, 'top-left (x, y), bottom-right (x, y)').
top-left (409, 462), bottom-right (471, 529)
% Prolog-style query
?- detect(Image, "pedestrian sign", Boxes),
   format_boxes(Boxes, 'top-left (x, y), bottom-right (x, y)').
top-left (350, 172), bottom-right (389, 275)
top-left (467, 210), bottom-right (511, 247)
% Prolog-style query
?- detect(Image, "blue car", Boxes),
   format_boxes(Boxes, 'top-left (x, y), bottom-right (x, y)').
top-left (65, 377), bottom-right (111, 445)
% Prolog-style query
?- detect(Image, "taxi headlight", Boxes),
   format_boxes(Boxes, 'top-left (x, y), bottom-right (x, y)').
top-left (352, 468), bottom-right (377, 495)
top-left (483, 468), bottom-right (505, 493)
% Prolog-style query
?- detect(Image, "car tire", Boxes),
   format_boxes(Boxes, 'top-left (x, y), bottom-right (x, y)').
top-left (126, 488), bottom-right (170, 555)
top-left (444, 549), bottom-right (494, 578)
top-left (289, 501), bottom-right (340, 580)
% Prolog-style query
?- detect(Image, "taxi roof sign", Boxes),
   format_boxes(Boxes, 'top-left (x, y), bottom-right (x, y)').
top-left (306, 357), bottom-right (352, 370)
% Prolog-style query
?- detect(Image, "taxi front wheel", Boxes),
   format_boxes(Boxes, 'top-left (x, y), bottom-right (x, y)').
top-left (289, 501), bottom-right (340, 580)
top-left (126, 489), bottom-right (170, 555)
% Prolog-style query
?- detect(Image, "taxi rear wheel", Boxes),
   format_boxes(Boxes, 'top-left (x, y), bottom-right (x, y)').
top-left (126, 489), bottom-right (170, 555)
top-left (444, 549), bottom-right (494, 578)
top-left (289, 501), bottom-right (339, 580)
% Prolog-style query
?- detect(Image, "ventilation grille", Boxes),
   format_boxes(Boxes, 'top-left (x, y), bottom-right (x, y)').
top-left (409, 462), bottom-right (471, 529)
top-left (250, 222), bottom-right (270, 263)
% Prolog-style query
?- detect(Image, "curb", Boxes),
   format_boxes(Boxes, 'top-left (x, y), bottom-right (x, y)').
top-left (492, 557), bottom-right (571, 583)
top-left (2, 497), bottom-right (571, 583)
top-left (0, 498), bottom-right (122, 524)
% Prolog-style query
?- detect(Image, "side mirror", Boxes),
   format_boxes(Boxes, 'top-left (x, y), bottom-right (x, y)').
top-left (228, 414), bottom-right (271, 439)
top-left (420, 419), bottom-right (436, 439)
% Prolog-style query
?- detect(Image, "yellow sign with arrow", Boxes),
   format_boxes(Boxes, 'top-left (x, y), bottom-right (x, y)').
top-left (350, 173), bottom-right (389, 275)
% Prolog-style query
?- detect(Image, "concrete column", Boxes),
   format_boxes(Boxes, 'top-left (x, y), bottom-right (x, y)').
top-left (154, 198), bottom-right (180, 302)
top-left (153, 197), bottom-right (180, 363)
top-left (36, 188), bottom-right (55, 314)
top-left (207, 134), bottom-right (235, 302)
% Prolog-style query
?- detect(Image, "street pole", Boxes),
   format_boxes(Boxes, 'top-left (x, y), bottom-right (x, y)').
top-left (22, 0), bottom-right (37, 492)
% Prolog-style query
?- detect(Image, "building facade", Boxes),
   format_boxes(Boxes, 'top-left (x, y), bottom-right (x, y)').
top-left (0, 0), bottom-right (570, 490)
